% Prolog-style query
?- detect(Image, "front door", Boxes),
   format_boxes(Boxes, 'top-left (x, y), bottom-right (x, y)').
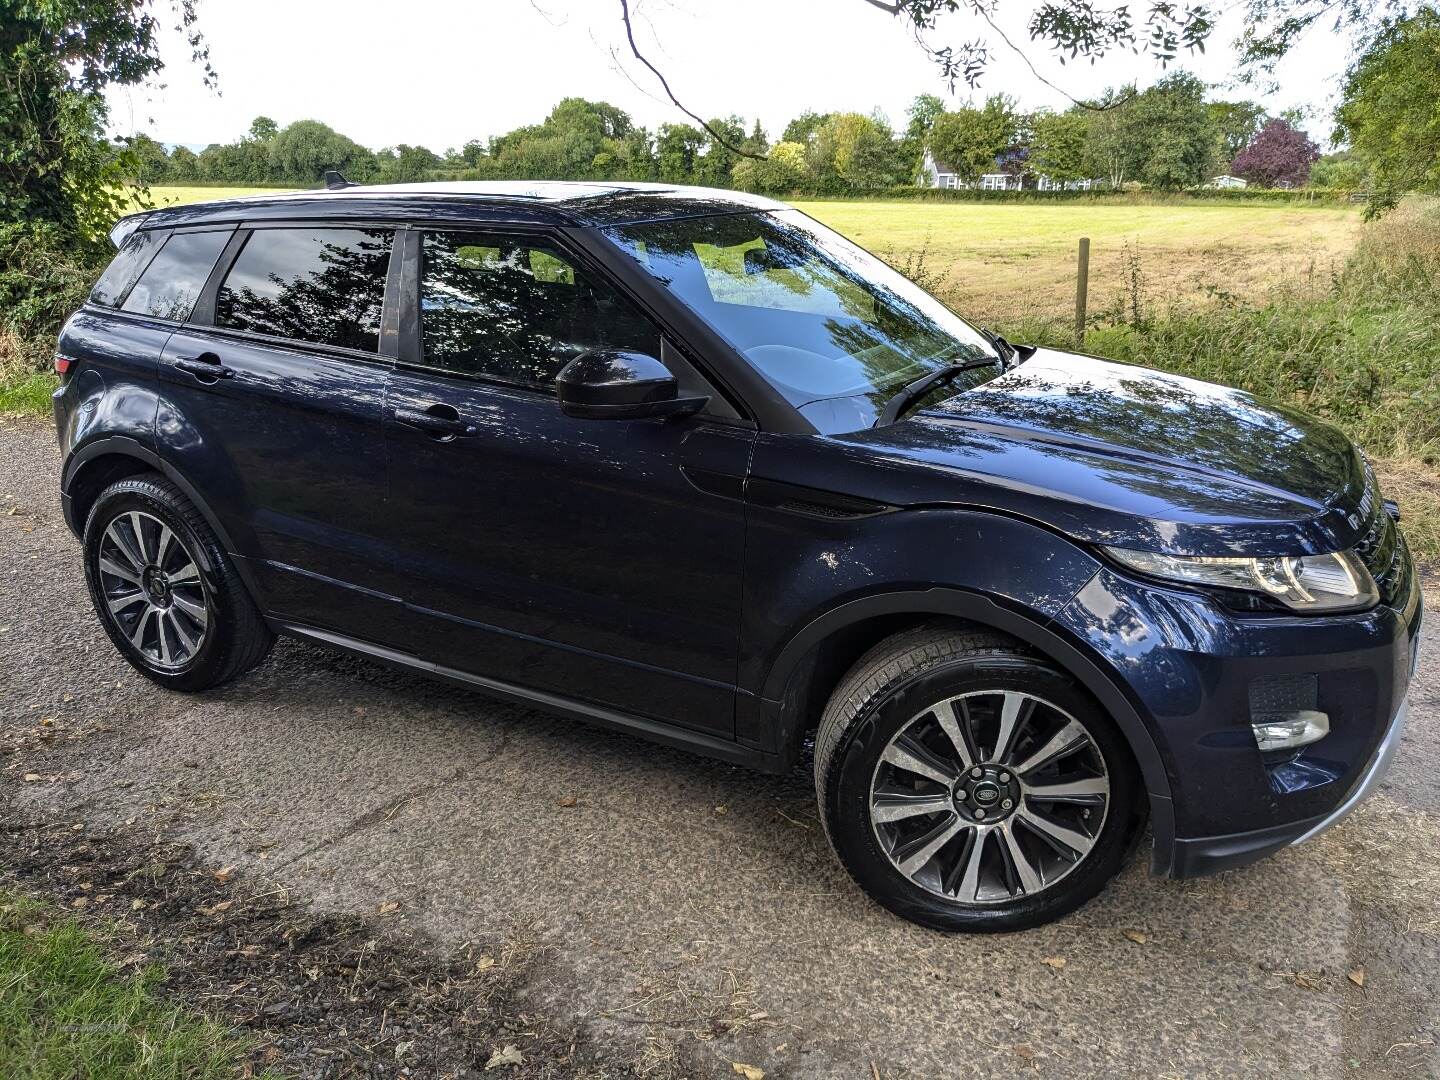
top-left (158, 224), bottom-right (403, 641)
top-left (383, 228), bottom-right (753, 736)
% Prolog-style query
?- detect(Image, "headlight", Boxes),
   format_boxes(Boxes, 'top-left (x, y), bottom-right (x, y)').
top-left (1104, 548), bottom-right (1379, 613)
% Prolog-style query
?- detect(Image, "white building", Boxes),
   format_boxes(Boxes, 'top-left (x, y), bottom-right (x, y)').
top-left (922, 150), bottom-right (1097, 192)
top-left (1208, 175), bottom-right (1248, 189)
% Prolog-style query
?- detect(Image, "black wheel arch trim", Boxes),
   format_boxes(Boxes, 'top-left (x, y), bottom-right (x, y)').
top-left (756, 585), bottom-right (1178, 875)
top-left (61, 435), bottom-right (267, 610)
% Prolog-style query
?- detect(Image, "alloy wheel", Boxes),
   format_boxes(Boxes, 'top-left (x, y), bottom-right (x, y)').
top-left (869, 690), bottom-right (1110, 904)
top-left (96, 510), bottom-right (209, 670)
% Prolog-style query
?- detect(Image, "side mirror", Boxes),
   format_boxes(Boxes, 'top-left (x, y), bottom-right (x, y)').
top-left (556, 350), bottom-right (708, 421)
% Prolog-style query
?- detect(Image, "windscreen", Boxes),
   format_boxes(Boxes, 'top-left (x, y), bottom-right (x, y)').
top-left (605, 209), bottom-right (997, 429)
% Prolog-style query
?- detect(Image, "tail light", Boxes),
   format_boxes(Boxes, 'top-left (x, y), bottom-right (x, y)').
top-left (54, 354), bottom-right (76, 377)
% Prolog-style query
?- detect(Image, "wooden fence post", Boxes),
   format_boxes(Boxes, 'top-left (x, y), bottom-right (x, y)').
top-left (1075, 237), bottom-right (1090, 348)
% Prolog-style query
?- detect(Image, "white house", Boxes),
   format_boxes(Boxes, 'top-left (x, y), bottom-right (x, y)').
top-left (1208, 175), bottom-right (1248, 190)
top-left (922, 150), bottom-right (1097, 192)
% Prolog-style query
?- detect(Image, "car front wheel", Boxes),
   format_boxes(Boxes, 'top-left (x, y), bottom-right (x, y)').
top-left (815, 623), bottom-right (1143, 932)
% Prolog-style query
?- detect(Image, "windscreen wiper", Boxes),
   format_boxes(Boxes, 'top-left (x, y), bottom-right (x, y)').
top-left (873, 357), bottom-right (1002, 428)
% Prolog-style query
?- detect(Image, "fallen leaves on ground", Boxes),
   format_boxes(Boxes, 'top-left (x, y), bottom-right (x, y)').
top-left (376, 901), bottom-right (400, 915)
top-left (1041, 956), bottom-right (1067, 971)
top-left (486, 1044), bottom-right (524, 1069)
top-left (213, 865), bottom-right (236, 883)
top-left (731, 1064), bottom-right (764, 1080)
top-left (1123, 929), bottom-right (1148, 944)
top-left (555, 795), bottom-right (578, 808)
top-left (1349, 967), bottom-right (1367, 988)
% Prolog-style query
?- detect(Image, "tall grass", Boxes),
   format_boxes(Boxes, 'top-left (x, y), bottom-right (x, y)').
top-left (997, 198), bottom-right (1440, 561)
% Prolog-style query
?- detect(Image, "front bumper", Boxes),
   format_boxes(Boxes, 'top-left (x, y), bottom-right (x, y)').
top-left (1167, 692), bottom-right (1408, 876)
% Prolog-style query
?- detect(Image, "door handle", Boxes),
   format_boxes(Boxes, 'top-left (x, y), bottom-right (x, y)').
top-left (174, 354), bottom-right (234, 381)
top-left (393, 405), bottom-right (477, 439)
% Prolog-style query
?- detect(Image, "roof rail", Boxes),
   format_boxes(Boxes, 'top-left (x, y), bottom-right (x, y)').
top-left (323, 170), bottom-right (359, 191)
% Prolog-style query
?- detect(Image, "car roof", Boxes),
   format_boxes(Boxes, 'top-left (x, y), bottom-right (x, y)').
top-left (127, 180), bottom-right (789, 233)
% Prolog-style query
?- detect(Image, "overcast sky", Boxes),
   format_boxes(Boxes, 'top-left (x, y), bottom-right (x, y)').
top-left (105, 0), bottom-right (1351, 151)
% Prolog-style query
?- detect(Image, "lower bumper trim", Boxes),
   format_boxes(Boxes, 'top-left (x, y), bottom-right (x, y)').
top-left (1167, 694), bottom-right (1408, 878)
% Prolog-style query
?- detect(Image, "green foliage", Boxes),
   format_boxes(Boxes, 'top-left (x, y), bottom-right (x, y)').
top-left (928, 96), bottom-right (1019, 183)
top-left (1131, 73), bottom-right (1215, 188)
top-left (266, 119), bottom-right (377, 183)
top-left (1310, 151), bottom-right (1367, 191)
top-left (0, 895), bottom-right (267, 1080)
top-left (1207, 100), bottom-right (1268, 166)
top-left (1335, 8), bottom-right (1440, 215)
top-left (1030, 111), bottom-right (1089, 183)
top-left (813, 113), bottom-right (901, 188)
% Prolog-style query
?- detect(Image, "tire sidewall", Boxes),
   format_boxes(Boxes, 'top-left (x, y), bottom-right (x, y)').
top-left (83, 481), bottom-right (231, 690)
top-left (824, 652), bottom-right (1141, 933)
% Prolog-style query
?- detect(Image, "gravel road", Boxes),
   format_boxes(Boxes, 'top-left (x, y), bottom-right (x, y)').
top-left (4, 412), bottom-right (1438, 1078)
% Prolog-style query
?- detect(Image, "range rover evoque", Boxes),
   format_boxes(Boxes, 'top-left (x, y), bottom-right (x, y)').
top-left (54, 181), bottom-right (1421, 931)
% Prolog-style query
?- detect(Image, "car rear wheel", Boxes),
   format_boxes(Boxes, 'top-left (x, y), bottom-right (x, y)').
top-left (83, 474), bottom-right (274, 692)
top-left (815, 623), bottom-right (1142, 932)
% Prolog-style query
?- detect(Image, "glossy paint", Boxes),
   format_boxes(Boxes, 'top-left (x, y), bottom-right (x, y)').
top-left (55, 182), bottom-right (1421, 881)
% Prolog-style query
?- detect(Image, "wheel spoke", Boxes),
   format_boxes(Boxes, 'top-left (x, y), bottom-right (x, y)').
top-left (895, 815), bottom-right (963, 877)
top-left (156, 613), bottom-right (172, 665)
top-left (1025, 776), bottom-right (1108, 801)
top-left (98, 556), bottom-right (141, 585)
top-left (881, 736), bottom-right (958, 787)
top-left (933, 699), bottom-right (975, 770)
top-left (168, 609), bottom-right (198, 655)
top-left (1011, 719), bottom-right (1089, 778)
top-left (998, 821), bottom-right (1043, 894)
top-left (107, 590), bottom-right (146, 615)
top-left (1018, 807), bottom-right (1095, 859)
top-left (872, 792), bottom-right (953, 824)
top-left (992, 692), bottom-right (1029, 764)
top-left (170, 591), bottom-right (208, 627)
top-left (168, 562), bottom-right (200, 586)
top-left (129, 512), bottom-right (153, 563)
top-left (127, 606), bottom-right (153, 650)
top-left (105, 522), bottom-right (145, 572)
top-left (944, 827), bottom-right (987, 902)
top-left (154, 524), bottom-right (175, 568)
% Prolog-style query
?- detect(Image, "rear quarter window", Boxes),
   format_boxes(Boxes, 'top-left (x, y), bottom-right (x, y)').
top-left (120, 229), bottom-right (233, 322)
top-left (90, 229), bottom-right (166, 308)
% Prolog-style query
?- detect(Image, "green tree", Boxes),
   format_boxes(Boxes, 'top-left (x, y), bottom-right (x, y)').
top-left (656, 123), bottom-right (706, 183)
top-left (1335, 8), bottom-right (1440, 213)
top-left (1131, 73), bottom-right (1215, 188)
top-left (696, 115), bottom-right (746, 186)
top-left (1206, 100), bottom-right (1266, 169)
top-left (116, 133), bottom-right (171, 186)
top-left (248, 115), bottom-right (279, 141)
top-left (781, 111), bottom-right (833, 147)
top-left (1309, 150), bottom-right (1367, 190)
top-left (898, 93), bottom-right (945, 182)
top-left (1029, 110), bottom-right (1089, 182)
top-left (813, 112), bottom-right (898, 188)
top-left (167, 145), bottom-right (199, 182)
top-left (928, 96), bottom-right (1018, 184)
top-left (377, 144), bottom-right (441, 182)
top-left (267, 120), bottom-right (377, 184)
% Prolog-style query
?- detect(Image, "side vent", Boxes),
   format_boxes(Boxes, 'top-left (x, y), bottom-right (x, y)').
top-left (747, 478), bottom-right (892, 520)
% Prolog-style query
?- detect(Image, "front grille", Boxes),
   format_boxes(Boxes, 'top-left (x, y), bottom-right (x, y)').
top-left (1353, 500), bottom-right (1406, 605)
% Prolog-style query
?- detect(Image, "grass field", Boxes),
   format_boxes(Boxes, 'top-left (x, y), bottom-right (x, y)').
top-left (140, 186), bottom-right (1364, 323)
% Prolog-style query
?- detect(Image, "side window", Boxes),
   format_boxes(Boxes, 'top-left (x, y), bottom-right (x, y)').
top-left (420, 231), bottom-right (661, 391)
top-left (216, 228), bottom-right (392, 352)
top-left (91, 229), bottom-right (165, 308)
top-left (118, 230), bottom-right (231, 321)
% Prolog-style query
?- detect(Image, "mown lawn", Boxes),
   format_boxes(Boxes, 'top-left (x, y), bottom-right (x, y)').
top-left (0, 894), bottom-right (270, 1080)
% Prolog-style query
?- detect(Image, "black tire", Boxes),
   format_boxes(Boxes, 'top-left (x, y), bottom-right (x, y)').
top-left (83, 474), bottom-right (274, 692)
top-left (815, 622), bottom-right (1143, 932)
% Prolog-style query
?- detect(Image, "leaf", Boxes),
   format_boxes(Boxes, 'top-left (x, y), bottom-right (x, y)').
top-left (1041, 955), bottom-right (1067, 970)
top-left (1123, 929), bottom-right (1148, 944)
top-left (1348, 967), bottom-right (1366, 988)
top-left (486, 1044), bottom-right (525, 1069)
top-left (197, 900), bottom-right (233, 916)
top-left (377, 901), bottom-right (400, 915)
top-left (22, 774), bottom-right (41, 782)
top-left (1013, 1044), bottom-right (1036, 1060)
top-left (1292, 971), bottom-right (1323, 991)
top-left (556, 795), bottom-right (578, 808)
top-left (731, 1065), bottom-right (765, 1080)
top-left (213, 865), bottom-right (236, 883)
top-left (476, 954), bottom-right (496, 972)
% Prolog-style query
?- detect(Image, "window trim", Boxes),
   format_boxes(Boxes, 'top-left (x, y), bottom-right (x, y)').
top-left (397, 223), bottom-right (742, 420)
top-left (189, 222), bottom-right (402, 361)
top-left (99, 224), bottom-right (236, 318)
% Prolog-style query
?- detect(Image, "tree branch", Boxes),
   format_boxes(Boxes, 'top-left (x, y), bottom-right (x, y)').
top-left (617, 0), bottom-right (766, 159)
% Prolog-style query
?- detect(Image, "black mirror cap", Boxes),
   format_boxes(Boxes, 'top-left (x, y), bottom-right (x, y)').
top-left (556, 350), bottom-right (708, 420)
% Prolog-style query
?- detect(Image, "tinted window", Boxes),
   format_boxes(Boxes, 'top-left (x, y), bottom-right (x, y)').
top-left (216, 228), bottom-right (392, 352)
top-left (607, 210), bottom-right (999, 428)
top-left (91, 229), bottom-right (165, 308)
top-left (421, 232), bottom-right (661, 390)
top-left (121, 230), bottom-right (231, 321)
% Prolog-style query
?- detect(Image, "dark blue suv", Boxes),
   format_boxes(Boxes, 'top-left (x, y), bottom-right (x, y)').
top-left (54, 182), bottom-right (1421, 931)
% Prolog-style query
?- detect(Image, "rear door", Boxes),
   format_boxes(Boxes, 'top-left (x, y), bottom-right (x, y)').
top-left (156, 222), bottom-right (404, 641)
top-left (382, 226), bottom-right (755, 735)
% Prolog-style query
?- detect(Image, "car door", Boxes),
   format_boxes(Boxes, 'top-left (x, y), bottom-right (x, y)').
top-left (383, 226), bottom-right (754, 736)
top-left (156, 222), bottom-right (406, 642)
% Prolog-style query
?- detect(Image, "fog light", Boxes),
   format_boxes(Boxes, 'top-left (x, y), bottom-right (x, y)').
top-left (1251, 710), bottom-right (1330, 752)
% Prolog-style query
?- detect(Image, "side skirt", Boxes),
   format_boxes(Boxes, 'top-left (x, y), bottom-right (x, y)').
top-left (272, 620), bottom-right (784, 774)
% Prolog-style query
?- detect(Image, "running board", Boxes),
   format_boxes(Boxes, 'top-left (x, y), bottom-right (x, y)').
top-left (273, 621), bottom-right (774, 771)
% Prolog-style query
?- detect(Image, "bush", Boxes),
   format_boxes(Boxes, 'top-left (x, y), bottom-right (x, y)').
top-left (0, 223), bottom-right (98, 376)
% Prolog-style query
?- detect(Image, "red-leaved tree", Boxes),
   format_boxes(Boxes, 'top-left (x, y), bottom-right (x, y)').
top-left (1231, 118), bottom-right (1320, 187)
